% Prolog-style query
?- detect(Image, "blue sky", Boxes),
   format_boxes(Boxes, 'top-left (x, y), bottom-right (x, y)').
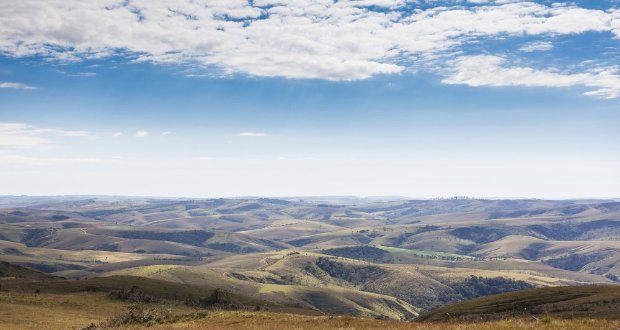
top-left (0, 0), bottom-right (619, 198)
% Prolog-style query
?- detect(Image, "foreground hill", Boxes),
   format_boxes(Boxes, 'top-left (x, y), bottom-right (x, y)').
top-left (88, 311), bottom-right (620, 330)
top-left (102, 261), bottom-right (419, 320)
top-left (419, 285), bottom-right (620, 322)
top-left (2, 298), bottom-right (619, 330)
top-left (0, 261), bottom-right (58, 280)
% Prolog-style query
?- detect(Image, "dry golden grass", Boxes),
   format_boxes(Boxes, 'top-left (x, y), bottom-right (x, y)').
top-left (0, 292), bottom-right (125, 330)
top-left (0, 291), bottom-right (206, 330)
top-left (0, 291), bottom-right (618, 330)
top-left (116, 311), bottom-right (620, 330)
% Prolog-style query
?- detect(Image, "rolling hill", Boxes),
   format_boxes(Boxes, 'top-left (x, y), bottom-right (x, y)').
top-left (418, 285), bottom-right (620, 322)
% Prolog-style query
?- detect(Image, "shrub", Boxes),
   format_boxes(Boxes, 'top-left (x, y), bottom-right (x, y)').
top-left (79, 305), bottom-right (209, 329)
top-left (451, 275), bottom-right (533, 300)
top-left (107, 286), bottom-right (156, 303)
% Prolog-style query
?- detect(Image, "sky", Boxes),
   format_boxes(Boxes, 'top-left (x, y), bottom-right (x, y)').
top-left (0, 0), bottom-right (619, 198)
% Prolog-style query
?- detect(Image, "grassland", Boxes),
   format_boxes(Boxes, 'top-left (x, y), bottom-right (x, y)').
top-left (2, 297), bottom-right (619, 330)
top-left (117, 311), bottom-right (620, 330)
top-left (1, 260), bottom-right (620, 329)
top-left (0, 292), bottom-right (126, 330)
top-left (2, 196), bottom-right (620, 326)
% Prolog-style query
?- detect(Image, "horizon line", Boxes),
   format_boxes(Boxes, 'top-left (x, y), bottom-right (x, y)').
top-left (1, 194), bottom-right (619, 201)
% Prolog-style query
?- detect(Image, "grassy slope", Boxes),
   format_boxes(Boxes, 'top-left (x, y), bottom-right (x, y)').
top-left (0, 261), bottom-right (57, 280)
top-left (107, 250), bottom-right (606, 316)
top-left (0, 239), bottom-right (201, 276)
top-left (2, 293), bottom-right (619, 330)
top-left (419, 285), bottom-right (620, 322)
top-left (118, 311), bottom-right (620, 330)
top-left (0, 263), bottom-right (216, 329)
top-left (105, 262), bottom-right (418, 320)
top-left (0, 292), bottom-right (127, 330)
top-left (1, 274), bottom-right (252, 304)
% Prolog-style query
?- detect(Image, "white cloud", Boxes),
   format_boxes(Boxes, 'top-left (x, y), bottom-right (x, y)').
top-left (113, 132), bottom-right (123, 137)
top-left (519, 41), bottom-right (553, 52)
top-left (346, 0), bottom-right (406, 8)
top-left (0, 82), bottom-right (37, 90)
top-left (239, 132), bottom-right (268, 137)
top-left (161, 131), bottom-right (171, 136)
top-left (0, 1), bottom-right (617, 83)
top-left (134, 130), bottom-right (149, 138)
top-left (0, 123), bottom-right (47, 147)
top-left (443, 55), bottom-right (620, 99)
top-left (0, 122), bottom-right (89, 147)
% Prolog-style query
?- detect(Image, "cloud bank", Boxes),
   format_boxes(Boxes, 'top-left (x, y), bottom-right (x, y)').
top-left (1, 1), bottom-right (618, 96)
top-left (0, 82), bottom-right (37, 90)
top-left (0, 123), bottom-right (89, 147)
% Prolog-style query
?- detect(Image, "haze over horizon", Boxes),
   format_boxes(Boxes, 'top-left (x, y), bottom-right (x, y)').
top-left (2, 194), bottom-right (620, 202)
top-left (1, 0), bottom-right (619, 198)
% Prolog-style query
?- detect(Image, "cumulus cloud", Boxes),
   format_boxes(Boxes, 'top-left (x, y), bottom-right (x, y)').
top-left (443, 55), bottom-right (620, 99)
top-left (0, 1), bottom-right (618, 96)
top-left (239, 132), bottom-right (268, 137)
top-left (134, 130), bottom-right (149, 138)
top-left (0, 82), bottom-right (37, 90)
top-left (0, 122), bottom-right (89, 147)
